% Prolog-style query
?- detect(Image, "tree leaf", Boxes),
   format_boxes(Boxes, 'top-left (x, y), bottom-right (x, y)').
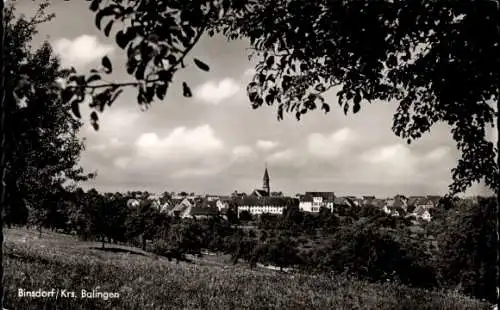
top-left (157, 70), bottom-right (172, 82)
top-left (353, 92), bottom-right (362, 113)
top-left (277, 105), bottom-right (284, 120)
top-left (182, 82), bottom-right (192, 97)
top-left (108, 89), bottom-right (124, 106)
top-left (104, 20), bottom-right (113, 37)
top-left (89, 0), bottom-right (102, 12)
top-left (266, 56), bottom-right (275, 68)
top-left (353, 102), bottom-right (361, 114)
top-left (95, 6), bottom-right (116, 30)
top-left (126, 58), bottom-right (137, 75)
top-left (116, 30), bottom-right (128, 49)
top-left (86, 74), bottom-right (101, 84)
top-left (145, 86), bottom-right (155, 102)
top-left (102, 56), bottom-right (112, 74)
top-left (137, 86), bottom-right (146, 105)
top-left (61, 88), bottom-right (74, 105)
top-left (91, 121), bottom-right (100, 131)
top-left (265, 93), bottom-right (275, 105)
top-left (156, 84), bottom-right (168, 100)
top-left (166, 55), bottom-right (177, 65)
top-left (354, 92), bottom-right (362, 106)
top-left (90, 111), bottom-right (99, 121)
top-left (135, 63), bottom-right (146, 80)
top-left (193, 58), bottom-right (210, 71)
top-left (259, 73), bottom-right (266, 84)
top-left (71, 101), bottom-right (81, 119)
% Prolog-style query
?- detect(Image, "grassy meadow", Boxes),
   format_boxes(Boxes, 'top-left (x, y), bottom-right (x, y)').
top-left (2, 228), bottom-right (491, 309)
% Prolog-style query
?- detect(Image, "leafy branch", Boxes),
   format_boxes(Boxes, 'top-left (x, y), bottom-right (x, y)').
top-left (62, 1), bottom-right (213, 130)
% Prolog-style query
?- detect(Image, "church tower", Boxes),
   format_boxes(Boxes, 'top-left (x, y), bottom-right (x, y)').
top-left (262, 163), bottom-right (270, 195)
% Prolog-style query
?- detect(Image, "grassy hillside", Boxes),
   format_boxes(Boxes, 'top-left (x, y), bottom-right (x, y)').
top-left (3, 228), bottom-right (490, 310)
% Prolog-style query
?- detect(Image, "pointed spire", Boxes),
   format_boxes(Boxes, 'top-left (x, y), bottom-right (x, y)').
top-left (263, 162), bottom-right (269, 180)
top-left (263, 163), bottom-right (270, 195)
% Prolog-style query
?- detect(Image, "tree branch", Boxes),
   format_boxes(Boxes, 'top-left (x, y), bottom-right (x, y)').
top-left (69, 11), bottom-right (211, 92)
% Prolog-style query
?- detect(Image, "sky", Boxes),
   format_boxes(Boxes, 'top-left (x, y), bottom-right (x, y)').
top-left (11, 0), bottom-right (496, 197)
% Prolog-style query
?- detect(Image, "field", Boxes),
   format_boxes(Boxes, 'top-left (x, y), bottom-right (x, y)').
top-left (3, 228), bottom-right (491, 309)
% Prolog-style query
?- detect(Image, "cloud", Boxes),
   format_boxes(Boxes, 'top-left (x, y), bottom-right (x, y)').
top-left (53, 35), bottom-right (114, 68)
top-left (256, 140), bottom-right (278, 151)
top-left (267, 149), bottom-right (297, 164)
top-left (113, 157), bottom-right (131, 169)
top-left (423, 146), bottom-right (450, 162)
top-left (231, 145), bottom-right (256, 160)
top-left (91, 138), bottom-right (124, 151)
top-left (194, 78), bottom-right (240, 104)
top-left (135, 124), bottom-right (224, 161)
top-left (361, 144), bottom-right (416, 174)
top-left (307, 127), bottom-right (357, 158)
top-left (82, 107), bottom-right (140, 137)
top-left (172, 167), bottom-right (224, 178)
top-left (349, 144), bottom-right (457, 188)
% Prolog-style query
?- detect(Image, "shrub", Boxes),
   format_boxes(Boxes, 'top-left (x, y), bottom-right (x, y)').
top-left (436, 197), bottom-right (496, 302)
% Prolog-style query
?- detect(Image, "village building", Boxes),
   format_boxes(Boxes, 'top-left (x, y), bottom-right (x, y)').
top-left (299, 192), bottom-right (336, 212)
top-left (236, 165), bottom-right (299, 216)
top-left (236, 196), bottom-right (299, 216)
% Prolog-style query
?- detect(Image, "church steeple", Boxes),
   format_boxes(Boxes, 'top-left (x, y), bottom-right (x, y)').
top-left (262, 163), bottom-right (270, 195)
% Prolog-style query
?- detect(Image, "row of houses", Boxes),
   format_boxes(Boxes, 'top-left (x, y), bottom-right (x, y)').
top-left (152, 193), bottom-right (297, 219)
top-left (125, 166), bottom-right (444, 222)
top-left (296, 192), bottom-right (440, 221)
top-left (127, 191), bottom-right (440, 222)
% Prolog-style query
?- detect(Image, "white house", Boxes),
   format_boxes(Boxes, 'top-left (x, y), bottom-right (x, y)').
top-left (167, 198), bottom-right (196, 216)
top-left (204, 194), bottom-right (221, 202)
top-left (406, 196), bottom-right (437, 222)
top-left (298, 192), bottom-right (335, 213)
top-left (236, 196), bottom-right (299, 216)
top-left (178, 203), bottom-right (220, 219)
top-left (215, 196), bottom-right (232, 211)
top-left (412, 205), bottom-right (432, 222)
top-left (383, 205), bottom-right (400, 217)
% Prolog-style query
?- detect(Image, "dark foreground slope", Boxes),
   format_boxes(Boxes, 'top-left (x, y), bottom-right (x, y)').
top-left (3, 228), bottom-right (490, 310)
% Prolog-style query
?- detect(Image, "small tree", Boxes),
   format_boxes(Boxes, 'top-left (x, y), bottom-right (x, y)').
top-left (225, 204), bottom-right (239, 225)
top-left (259, 236), bottom-right (302, 271)
top-left (125, 199), bottom-right (161, 250)
top-left (238, 210), bottom-right (252, 222)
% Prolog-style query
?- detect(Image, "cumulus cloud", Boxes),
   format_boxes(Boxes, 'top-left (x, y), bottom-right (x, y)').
top-left (307, 127), bottom-right (357, 158)
top-left (53, 35), bottom-right (114, 68)
top-left (82, 107), bottom-right (140, 137)
top-left (135, 124), bottom-right (224, 161)
top-left (231, 145), bottom-right (256, 160)
top-left (256, 140), bottom-right (278, 151)
top-left (348, 143), bottom-right (457, 189)
top-left (423, 146), bottom-right (450, 162)
top-left (194, 78), bottom-right (240, 104)
top-left (363, 144), bottom-right (450, 169)
top-left (267, 149), bottom-right (297, 164)
top-left (361, 144), bottom-right (416, 175)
